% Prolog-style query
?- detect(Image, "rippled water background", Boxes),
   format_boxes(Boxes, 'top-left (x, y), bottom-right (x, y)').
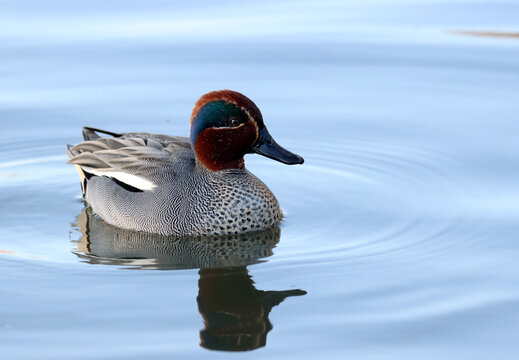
top-left (2, 0), bottom-right (519, 358)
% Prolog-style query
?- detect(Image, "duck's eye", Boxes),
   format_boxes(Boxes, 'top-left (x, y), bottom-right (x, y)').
top-left (229, 117), bottom-right (240, 127)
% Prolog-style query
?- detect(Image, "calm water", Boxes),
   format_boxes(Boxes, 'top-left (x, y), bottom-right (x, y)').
top-left (1, 0), bottom-right (519, 358)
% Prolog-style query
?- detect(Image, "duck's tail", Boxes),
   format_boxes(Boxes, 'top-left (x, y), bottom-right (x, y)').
top-left (82, 127), bottom-right (122, 141)
top-left (66, 144), bottom-right (88, 197)
top-left (67, 127), bottom-right (123, 197)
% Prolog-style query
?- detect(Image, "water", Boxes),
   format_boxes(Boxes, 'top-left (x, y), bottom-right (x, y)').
top-left (1, 0), bottom-right (519, 358)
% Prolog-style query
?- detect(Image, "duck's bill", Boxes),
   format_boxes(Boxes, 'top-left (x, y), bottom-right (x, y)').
top-left (252, 127), bottom-right (304, 165)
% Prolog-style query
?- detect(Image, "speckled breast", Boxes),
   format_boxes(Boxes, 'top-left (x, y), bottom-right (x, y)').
top-left (188, 167), bottom-right (283, 236)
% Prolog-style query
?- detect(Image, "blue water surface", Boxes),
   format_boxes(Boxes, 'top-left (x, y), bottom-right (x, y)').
top-left (1, 1), bottom-right (519, 359)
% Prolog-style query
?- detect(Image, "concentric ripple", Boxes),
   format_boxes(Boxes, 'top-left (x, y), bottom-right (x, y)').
top-left (0, 134), bottom-right (491, 271)
top-left (251, 136), bottom-right (492, 268)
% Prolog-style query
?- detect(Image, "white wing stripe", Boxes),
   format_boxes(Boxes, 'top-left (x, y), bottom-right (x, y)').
top-left (84, 167), bottom-right (157, 191)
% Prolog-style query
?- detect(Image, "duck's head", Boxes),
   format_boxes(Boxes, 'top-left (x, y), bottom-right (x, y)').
top-left (190, 90), bottom-right (304, 171)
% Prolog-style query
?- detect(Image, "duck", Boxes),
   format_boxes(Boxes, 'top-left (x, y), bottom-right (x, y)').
top-left (67, 90), bottom-right (304, 236)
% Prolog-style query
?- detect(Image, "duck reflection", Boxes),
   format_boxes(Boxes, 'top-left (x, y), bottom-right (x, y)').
top-left (71, 207), bottom-right (306, 351)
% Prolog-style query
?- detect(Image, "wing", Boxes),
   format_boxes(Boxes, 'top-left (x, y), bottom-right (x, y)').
top-left (67, 128), bottom-right (194, 192)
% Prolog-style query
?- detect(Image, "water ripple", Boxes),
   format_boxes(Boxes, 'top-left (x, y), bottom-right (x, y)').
top-left (0, 135), bottom-right (492, 270)
top-left (264, 137), bottom-right (489, 267)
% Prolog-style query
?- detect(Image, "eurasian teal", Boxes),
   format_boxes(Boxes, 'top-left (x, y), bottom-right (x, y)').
top-left (67, 90), bottom-right (304, 236)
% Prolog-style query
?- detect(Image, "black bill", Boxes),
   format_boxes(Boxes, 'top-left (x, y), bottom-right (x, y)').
top-left (251, 127), bottom-right (304, 165)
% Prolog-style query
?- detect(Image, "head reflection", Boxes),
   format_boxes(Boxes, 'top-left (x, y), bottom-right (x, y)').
top-left (72, 207), bottom-right (306, 351)
top-left (198, 267), bottom-right (305, 351)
